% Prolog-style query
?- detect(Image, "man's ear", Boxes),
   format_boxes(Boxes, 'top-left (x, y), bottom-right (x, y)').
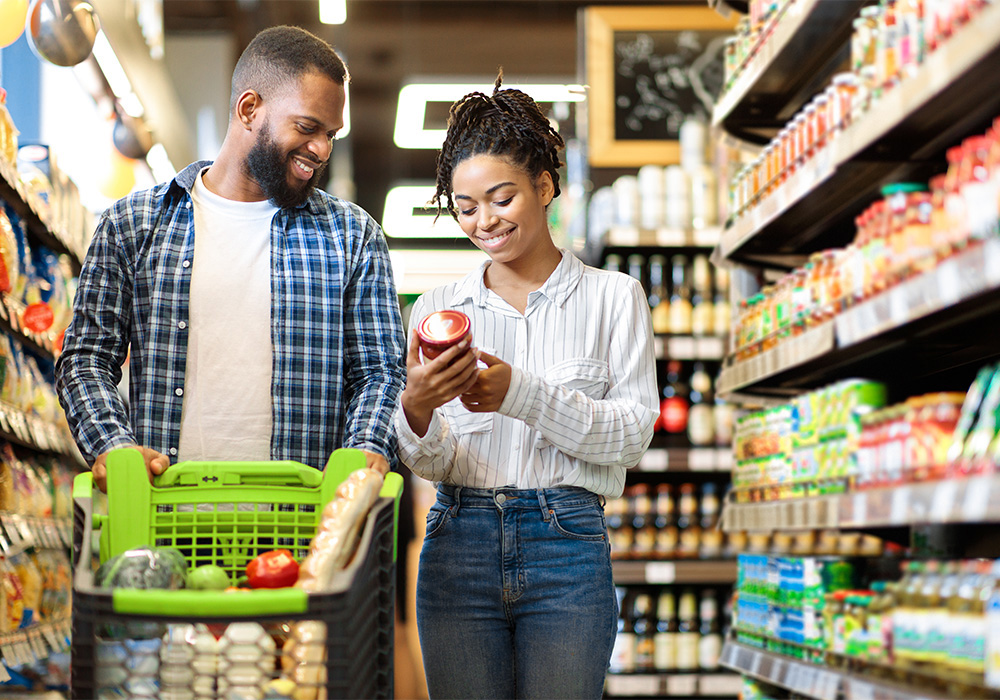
top-left (235, 90), bottom-right (262, 131)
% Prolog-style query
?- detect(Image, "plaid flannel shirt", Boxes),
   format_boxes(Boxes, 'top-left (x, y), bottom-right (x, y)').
top-left (56, 161), bottom-right (406, 469)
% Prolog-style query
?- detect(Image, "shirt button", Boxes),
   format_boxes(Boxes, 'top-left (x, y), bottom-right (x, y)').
top-left (169, 448), bottom-right (177, 456)
top-left (495, 493), bottom-right (507, 505)
top-left (182, 260), bottom-right (191, 268)
top-left (175, 388), bottom-right (184, 396)
top-left (178, 321), bottom-right (187, 330)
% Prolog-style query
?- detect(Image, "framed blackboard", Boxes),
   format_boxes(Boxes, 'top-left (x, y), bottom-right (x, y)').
top-left (585, 6), bottom-right (736, 167)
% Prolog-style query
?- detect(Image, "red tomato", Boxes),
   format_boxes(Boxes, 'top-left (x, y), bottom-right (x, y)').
top-left (246, 549), bottom-right (299, 589)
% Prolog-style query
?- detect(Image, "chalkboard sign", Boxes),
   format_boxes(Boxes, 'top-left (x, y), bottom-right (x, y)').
top-left (585, 6), bottom-right (737, 167)
top-left (613, 29), bottom-right (729, 141)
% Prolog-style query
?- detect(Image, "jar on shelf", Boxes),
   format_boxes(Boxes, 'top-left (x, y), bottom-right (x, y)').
top-left (902, 189), bottom-right (934, 277)
top-left (958, 134), bottom-right (995, 242)
top-left (882, 182), bottom-right (927, 285)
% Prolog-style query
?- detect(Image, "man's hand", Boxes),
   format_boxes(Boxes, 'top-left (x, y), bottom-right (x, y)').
top-left (92, 446), bottom-right (170, 492)
top-left (460, 350), bottom-right (511, 413)
top-left (400, 329), bottom-right (479, 436)
top-left (362, 450), bottom-right (390, 476)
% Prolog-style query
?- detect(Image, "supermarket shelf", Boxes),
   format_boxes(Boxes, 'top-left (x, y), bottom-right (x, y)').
top-left (0, 294), bottom-right (61, 361)
top-left (0, 513), bottom-right (73, 554)
top-left (721, 642), bottom-right (955, 700)
top-left (716, 321), bottom-right (834, 396)
top-left (0, 618), bottom-right (70, 673)
top-left (0, 401), bottom-right (81, 463)
top-left (723, 474), bottom-right (1000, 533)
top-left (716, 238), bottom-right (1000, 398)
top-left (654, 335), bottom-right (727, 362)
top-left (637, 447), bottom-right (733, 473)
top-left (722, 494), bottom-right (839, 533)
top-left (717, 0), bottom-right (1000, 266)
top-left (605, 672), bottom-right (742, 697)
top-left (0, 158), bottom-right (83, 271)
top-left (712, 0), bottom-right (865, 138)
top-left (611, 559), bottom-right (738, 585)
top-left (582, 227), bottom-right (720, 266)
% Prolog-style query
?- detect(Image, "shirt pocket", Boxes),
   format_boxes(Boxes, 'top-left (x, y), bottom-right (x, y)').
top-left (544, 358), bottom-right (610, 399)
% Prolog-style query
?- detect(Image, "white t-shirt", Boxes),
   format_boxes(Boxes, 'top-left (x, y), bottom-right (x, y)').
top-left (177, 169), bottom-right (277, 462)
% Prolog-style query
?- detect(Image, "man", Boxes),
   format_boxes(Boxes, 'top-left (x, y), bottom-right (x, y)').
top-left (55, 26), bottom-right (406, 490)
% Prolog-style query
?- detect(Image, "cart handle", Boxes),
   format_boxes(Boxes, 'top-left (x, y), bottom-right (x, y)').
top-left (153, 458), bottom-right (325, 488)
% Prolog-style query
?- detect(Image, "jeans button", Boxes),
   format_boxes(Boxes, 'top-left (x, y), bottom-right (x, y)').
top-left (495, 493), bottom-right (506, 505)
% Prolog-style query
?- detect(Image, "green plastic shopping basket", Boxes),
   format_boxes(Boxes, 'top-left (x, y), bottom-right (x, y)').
top-left (71, 447), bottom-right (402, 700)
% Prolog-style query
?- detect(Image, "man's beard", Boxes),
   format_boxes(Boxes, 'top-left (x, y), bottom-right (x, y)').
top-left (244, 121), bottom-right (328, 208)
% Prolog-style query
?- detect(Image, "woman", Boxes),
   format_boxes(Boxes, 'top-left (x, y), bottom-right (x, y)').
top-left (395, 73), bottom-right (658, 699)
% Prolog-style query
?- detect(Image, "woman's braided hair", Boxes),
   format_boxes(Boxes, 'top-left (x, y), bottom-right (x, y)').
top-left (433, 70), bottom-right (565, 220)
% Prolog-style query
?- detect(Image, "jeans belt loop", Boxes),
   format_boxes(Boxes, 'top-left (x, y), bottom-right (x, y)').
top-left (537, 489), bottom-right (551, 522)
top-left (453, 486), bottom-right (462, 515)
top-left (599, 494), bottom-right (607, 508)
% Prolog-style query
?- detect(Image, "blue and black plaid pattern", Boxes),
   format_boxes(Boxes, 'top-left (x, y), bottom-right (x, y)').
top-left (56, 161), bottom-right (406, 469)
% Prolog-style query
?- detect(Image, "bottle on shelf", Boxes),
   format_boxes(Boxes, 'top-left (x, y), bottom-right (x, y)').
top-left (698, 590), bottom-right (723, 670)
top-left (631, 483), bottom-right (656, 559)
top-left (654, 484), bottom-right (678, 559)
top-left (654, 590), bottom-right (679, 672)
top-left (713, 265), bottom-right (731, 338)
top-left (627, 254), bottom-right (647, 298)
top-left (610, 588), bottom-right (636, 674)
top-left (669, 255), bottom-right (693, 335)
top-left (676, 589), bottom-right (699, 671)
top-left (676, 483), bottom-right (701, 559)
top-left (649, 255), bottom-right (671, 334)
top-left (687, 361), bottom-right (715, 447)
top-left (659, 361), bottom-right (690, 437)
top-left (690, 254), bottom-right (714, 337)
top-left (632, 592), bottom-right (656, 672)
top-left (604, 254), bottom-right (623, 274)
top-left (699, 483), bottom-right (723, 559)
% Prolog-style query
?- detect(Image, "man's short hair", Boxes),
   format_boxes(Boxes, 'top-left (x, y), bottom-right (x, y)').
top-left (230, 25), bottom-right (348, 110)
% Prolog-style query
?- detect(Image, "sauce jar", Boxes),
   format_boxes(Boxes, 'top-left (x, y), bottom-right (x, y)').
top-left (417, 310), bottom-right (471, 360)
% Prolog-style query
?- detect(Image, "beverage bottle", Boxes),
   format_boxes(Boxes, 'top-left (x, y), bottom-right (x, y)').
top-left (649, 255), bottom-right (671, 334)
top-left (687, 362), bottom-right (715, 446)
top-left (676, 483), bottom-right (700, 559)
top-left (610, 588), bottom-right (636, 674)
top-left (669, 255), bottom-right (693, 335)
top-left (690, 255), bottom-right (713, 336)
top-left (604, 254), bottom-right (623, 273)
top-left (698, 591), bottom-right (723, 670)
top-left (653, 484), bottom-right (678, 558)
top-left (633, 593), bottom-right (656, 672)
top-left (627, 254), bottom-right (647, 298)
top-left (631, 484), bottom-right (656, 559)
top-left (653, 591), bottom-right (679, 672)
top-left (676, 590), bottom-right (700, 670)
top-left (698, 482), bottom-right (723, 558)
top-left (712, 265), bottom-right (731, 337)
top-left (660, 361), bottom-right (690, 437)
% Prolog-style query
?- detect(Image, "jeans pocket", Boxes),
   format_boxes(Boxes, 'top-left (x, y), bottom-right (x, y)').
top-left (548, 503), bottom-right (607, 541)
top-left (424, 503), bottom-right (453, 539)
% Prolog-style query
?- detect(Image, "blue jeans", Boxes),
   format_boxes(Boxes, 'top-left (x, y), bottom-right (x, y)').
top-left (416, 485), bottom-right (617, 699)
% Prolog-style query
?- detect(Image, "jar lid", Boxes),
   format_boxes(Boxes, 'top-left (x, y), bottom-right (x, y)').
top-left (417, 310), bottom-right (471, 346)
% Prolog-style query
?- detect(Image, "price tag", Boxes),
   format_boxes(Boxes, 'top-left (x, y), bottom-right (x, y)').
top-left (698, 674), bottom-right (742, 696)
top-left (963, 477), bottom-right (991, 521)
top-left (851, 492), bottom-right (868, 525)
top-left (656, 227), bottom-right (688, 247)
top-left (668, 336), bottom-right (697, 359)
top-left (890, 486), bottom-right (910, 524)
top-left (653, 337), bottom-right (666, 359)
top-left (749, 650), bottom-right (763, 676)
top-left (813, 670), bottom-right (839, 700)
top-left (40, 625), bottom-right (60, 651)
top-left (606, 674), bottom-right (659, 696)
top-left (717, 450), bottom-right (733, 471)
top-left (645, 561), bottom-right (676, 583)
top-left (608, 226), bottom-right (640, 246)
top-left (692, 226), bottom-right (722, 247)
top-left (848, 678), bottom-right (876, 700)
top-left (638, 449), bottom-right (668, 472)
top-left (696, 336), bottom-right (725, 359)
top-left (689, 449), bottom-right (717, 471)
top-left (931, 480), bottom-right (958, 522)
top-left (666, 674), bottom-right (698, 696)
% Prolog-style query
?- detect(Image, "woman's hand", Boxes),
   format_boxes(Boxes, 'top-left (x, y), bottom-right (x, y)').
top-left (460, 351), bottom-right (511, 412)
top-left (400, 329), bottom-right (479, 436)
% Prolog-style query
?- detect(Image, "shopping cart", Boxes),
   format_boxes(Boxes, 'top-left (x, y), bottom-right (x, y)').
top-left (70, 447), bottom-right (402, 700)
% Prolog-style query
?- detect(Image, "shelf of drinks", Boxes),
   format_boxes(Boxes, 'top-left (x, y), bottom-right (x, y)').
top-left (711, 0), bottom-right (866, 139)
top-left (716, 237), bottom-right (1000, 398)
top-left (721, 641), bottom-right (966, 700)
top-left (654, 335), bottom-right (727, 362)
top-left (0, 157), bottom-right (84, 271)
top-left (637, 447), bottom-right (732, 473)
top-left (721, 473), bottom-right (1000, 533)
top-left (605, 226), bottom-right (722, 250)
top-left (717, 0), bottom-right (1000, 266)
top-left (605, 671), bottom-right (743, 697)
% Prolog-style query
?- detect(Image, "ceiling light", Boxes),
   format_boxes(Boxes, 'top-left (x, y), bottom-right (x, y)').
top-left (382, 184), bottom-right (464, 239)
top-left (393, 82), bottom-right (587, 149)
top-left (145, 143), bottom-right (176, 182)
top-left (319, 0), bottom-right (346, 24)
top-left (91, 31), bottom-right (132, 99)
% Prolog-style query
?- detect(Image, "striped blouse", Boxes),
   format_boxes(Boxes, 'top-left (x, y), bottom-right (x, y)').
top-left (394, 250), bottom-right (658, 498)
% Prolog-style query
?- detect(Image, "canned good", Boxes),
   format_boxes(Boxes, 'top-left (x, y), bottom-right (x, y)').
top-left (417, 310), bottom-right (471, 360)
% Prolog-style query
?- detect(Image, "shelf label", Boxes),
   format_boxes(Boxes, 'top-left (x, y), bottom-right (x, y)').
top-left (666, 674), bottom-right (697, 696)
top-left (930, 480), bottom-right (958, 521)
top-left (695, 336), bottom-right (725, 359)
top-left (890, 486), bottom-right (910, 524)
top-left (699, 674), bottom-right (743, 696)
top-left (852, 492), bottom-right (868, 525)
top-left (689, 449), bottom-right (717, 471)
top-left (963, 476), bottom-right (991, 521)
top-left (606, 674), bottom-right (660, 696)
top-left (656, 228), bottom-right (688, 247)
top-left (847, 678), bottom-right (876, 700)
top-left (645, 561), bottom-right (676, 583)
top-left (668, 336), bottom-right (696, 359)
top-left (638, 449), bottom-right (668, 472)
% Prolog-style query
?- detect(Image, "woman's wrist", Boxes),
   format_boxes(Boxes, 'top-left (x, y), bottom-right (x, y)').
top-left (400, 391), bottom-right (433, 437)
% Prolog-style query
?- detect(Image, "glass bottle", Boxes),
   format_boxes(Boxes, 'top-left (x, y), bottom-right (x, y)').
top-left (627, 254), bottom-right (647, 297)
top-left (698, 482), bottom-right (723, 559)
top-left (669, 255), bottom-right (693, 335)
top-left (649, 255), bottom-right (671, 334)
top-left (610, 588), bottom-right (636, 673)
top-left (654, 484), bottom-right (678, 559)
top-left (659, 361), bottom-right (690, 436)
top-left (676, 589), bottom-right (699, 670)
top-left (687, 362), bottom-right (715, 446)
top-left (604, 254), bottom-right (624, 274)
top-left (698, 590), bottom-right (722, 670)
top-left (653, 591), bottom-right (678, 672)
top-left (676, 483), bottom-right (700, 559)
top-left (633, 592), bottom-right (656, 672)
top-left (712, 265), bottom-right (731, 338)
top-left (690, 255), bottom-right (713, 336)
top-left (631, 483), bottom-right (655, 559)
